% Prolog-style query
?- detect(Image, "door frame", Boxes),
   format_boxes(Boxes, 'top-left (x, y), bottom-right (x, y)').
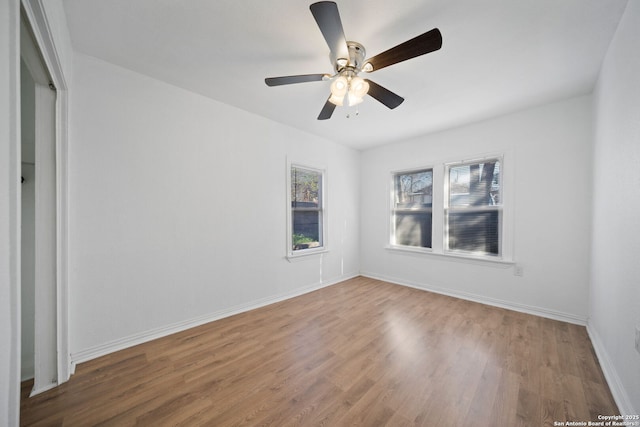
top-left (21, 0), bottom-right (70, 386)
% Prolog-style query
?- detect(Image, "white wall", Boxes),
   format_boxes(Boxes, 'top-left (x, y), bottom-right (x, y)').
top-left (590, 0), bottom-right (640, 415)
top-left (68, 53), bottom-right (360, 359)
top-left (360, 95), bottom-right (594, 323)
top-left (0, 0), bottom-right (21, 424)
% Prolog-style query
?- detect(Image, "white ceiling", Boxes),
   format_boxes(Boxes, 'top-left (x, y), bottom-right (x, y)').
top-left (62, 0), bottom-right (628, 150)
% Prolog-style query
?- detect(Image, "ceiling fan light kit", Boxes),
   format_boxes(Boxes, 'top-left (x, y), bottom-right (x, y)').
top-left (265, 1), bottom-right (443, 120)
top-left (329, 74), bottom-right (369, 107)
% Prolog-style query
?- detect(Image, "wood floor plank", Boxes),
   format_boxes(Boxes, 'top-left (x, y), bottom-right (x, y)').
top-left (542, 397), bottom-right (566, 427)
top-left (516, 386), bottom-right (541, 427)
top-left (307, 374), bottom-right (375, 426)
top-left (20, 276), bottom-right (618, 426)
top-left (462, 362), bottom-right (503, 425)
top-left (491, 368), bottom-right (521, 426)
top-left (583, 378), bottom-right (619, 421)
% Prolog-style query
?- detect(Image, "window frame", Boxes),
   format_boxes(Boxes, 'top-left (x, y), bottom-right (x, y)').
top-left (388, 153), bottom-right (513, 265)
top-left (286, 162), bottom-right (327, 259)
top-left (389, 166), bottom-right (435, 252)
top-left (444, 156), bottom-right (504, 259)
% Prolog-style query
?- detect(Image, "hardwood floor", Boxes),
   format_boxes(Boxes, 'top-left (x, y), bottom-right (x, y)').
top-left (20, 276), bottom-right (618, 426)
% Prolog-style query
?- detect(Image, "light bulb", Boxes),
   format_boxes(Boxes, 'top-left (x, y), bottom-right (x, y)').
top-left (349, 76), bottom-right (369, 98)
top-left (346, 76), bottom-right (368, 106)
top-left (329, 76), bottom-right (348, 106)
top-left (331, 76), bottom-right (347, 93)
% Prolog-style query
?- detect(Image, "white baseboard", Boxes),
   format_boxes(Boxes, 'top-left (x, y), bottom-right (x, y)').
top-left (70, 274), bottom-right (358, 366)
top-left (360, 272), bottom-right (588, 325)
top-left (587, 323), bottom-right (637, 416)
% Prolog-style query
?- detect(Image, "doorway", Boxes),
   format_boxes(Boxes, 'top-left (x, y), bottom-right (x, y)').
top-left (20, 11), bottom-right (59, 395)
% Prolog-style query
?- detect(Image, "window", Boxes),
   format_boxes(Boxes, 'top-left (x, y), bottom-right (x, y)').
top-left (289, 165), bottom-right (325, 255)
top-left (445, 158), bottom-right (502, 257)
top-left (390, 155), bottom-right (509, 262)
top-left (391, 169), bottom-right (433, 249)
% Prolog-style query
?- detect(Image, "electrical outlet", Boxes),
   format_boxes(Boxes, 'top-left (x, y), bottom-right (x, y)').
top-left (514, 265), bottom-right (524, 277)
top-left (635, 327), bottom-right (640, 355)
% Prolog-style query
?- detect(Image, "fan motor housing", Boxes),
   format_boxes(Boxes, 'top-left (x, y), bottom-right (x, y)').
top-left (335, 41), bottom-right (367, 72)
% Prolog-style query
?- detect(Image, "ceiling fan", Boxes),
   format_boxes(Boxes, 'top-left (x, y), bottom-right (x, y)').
top-left (264, 1), bottom-right (442, 120)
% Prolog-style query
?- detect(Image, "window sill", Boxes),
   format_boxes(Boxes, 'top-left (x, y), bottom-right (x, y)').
top-left (286, 248), bottom-right (329, 262)
top-left (385, 245), bottom-right (514, 268)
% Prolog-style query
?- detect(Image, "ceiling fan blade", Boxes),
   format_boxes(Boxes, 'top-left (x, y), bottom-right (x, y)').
top-left (365, 79), bottom-right (404, 109)
top-left (265, 74), bottom-right (327, 86)
top-left (310, 1), bottom-right (349, 61)
top-left (317, 97), bottom-right (336, 120)
top-left (365, 28), bottom-right (442, 72)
